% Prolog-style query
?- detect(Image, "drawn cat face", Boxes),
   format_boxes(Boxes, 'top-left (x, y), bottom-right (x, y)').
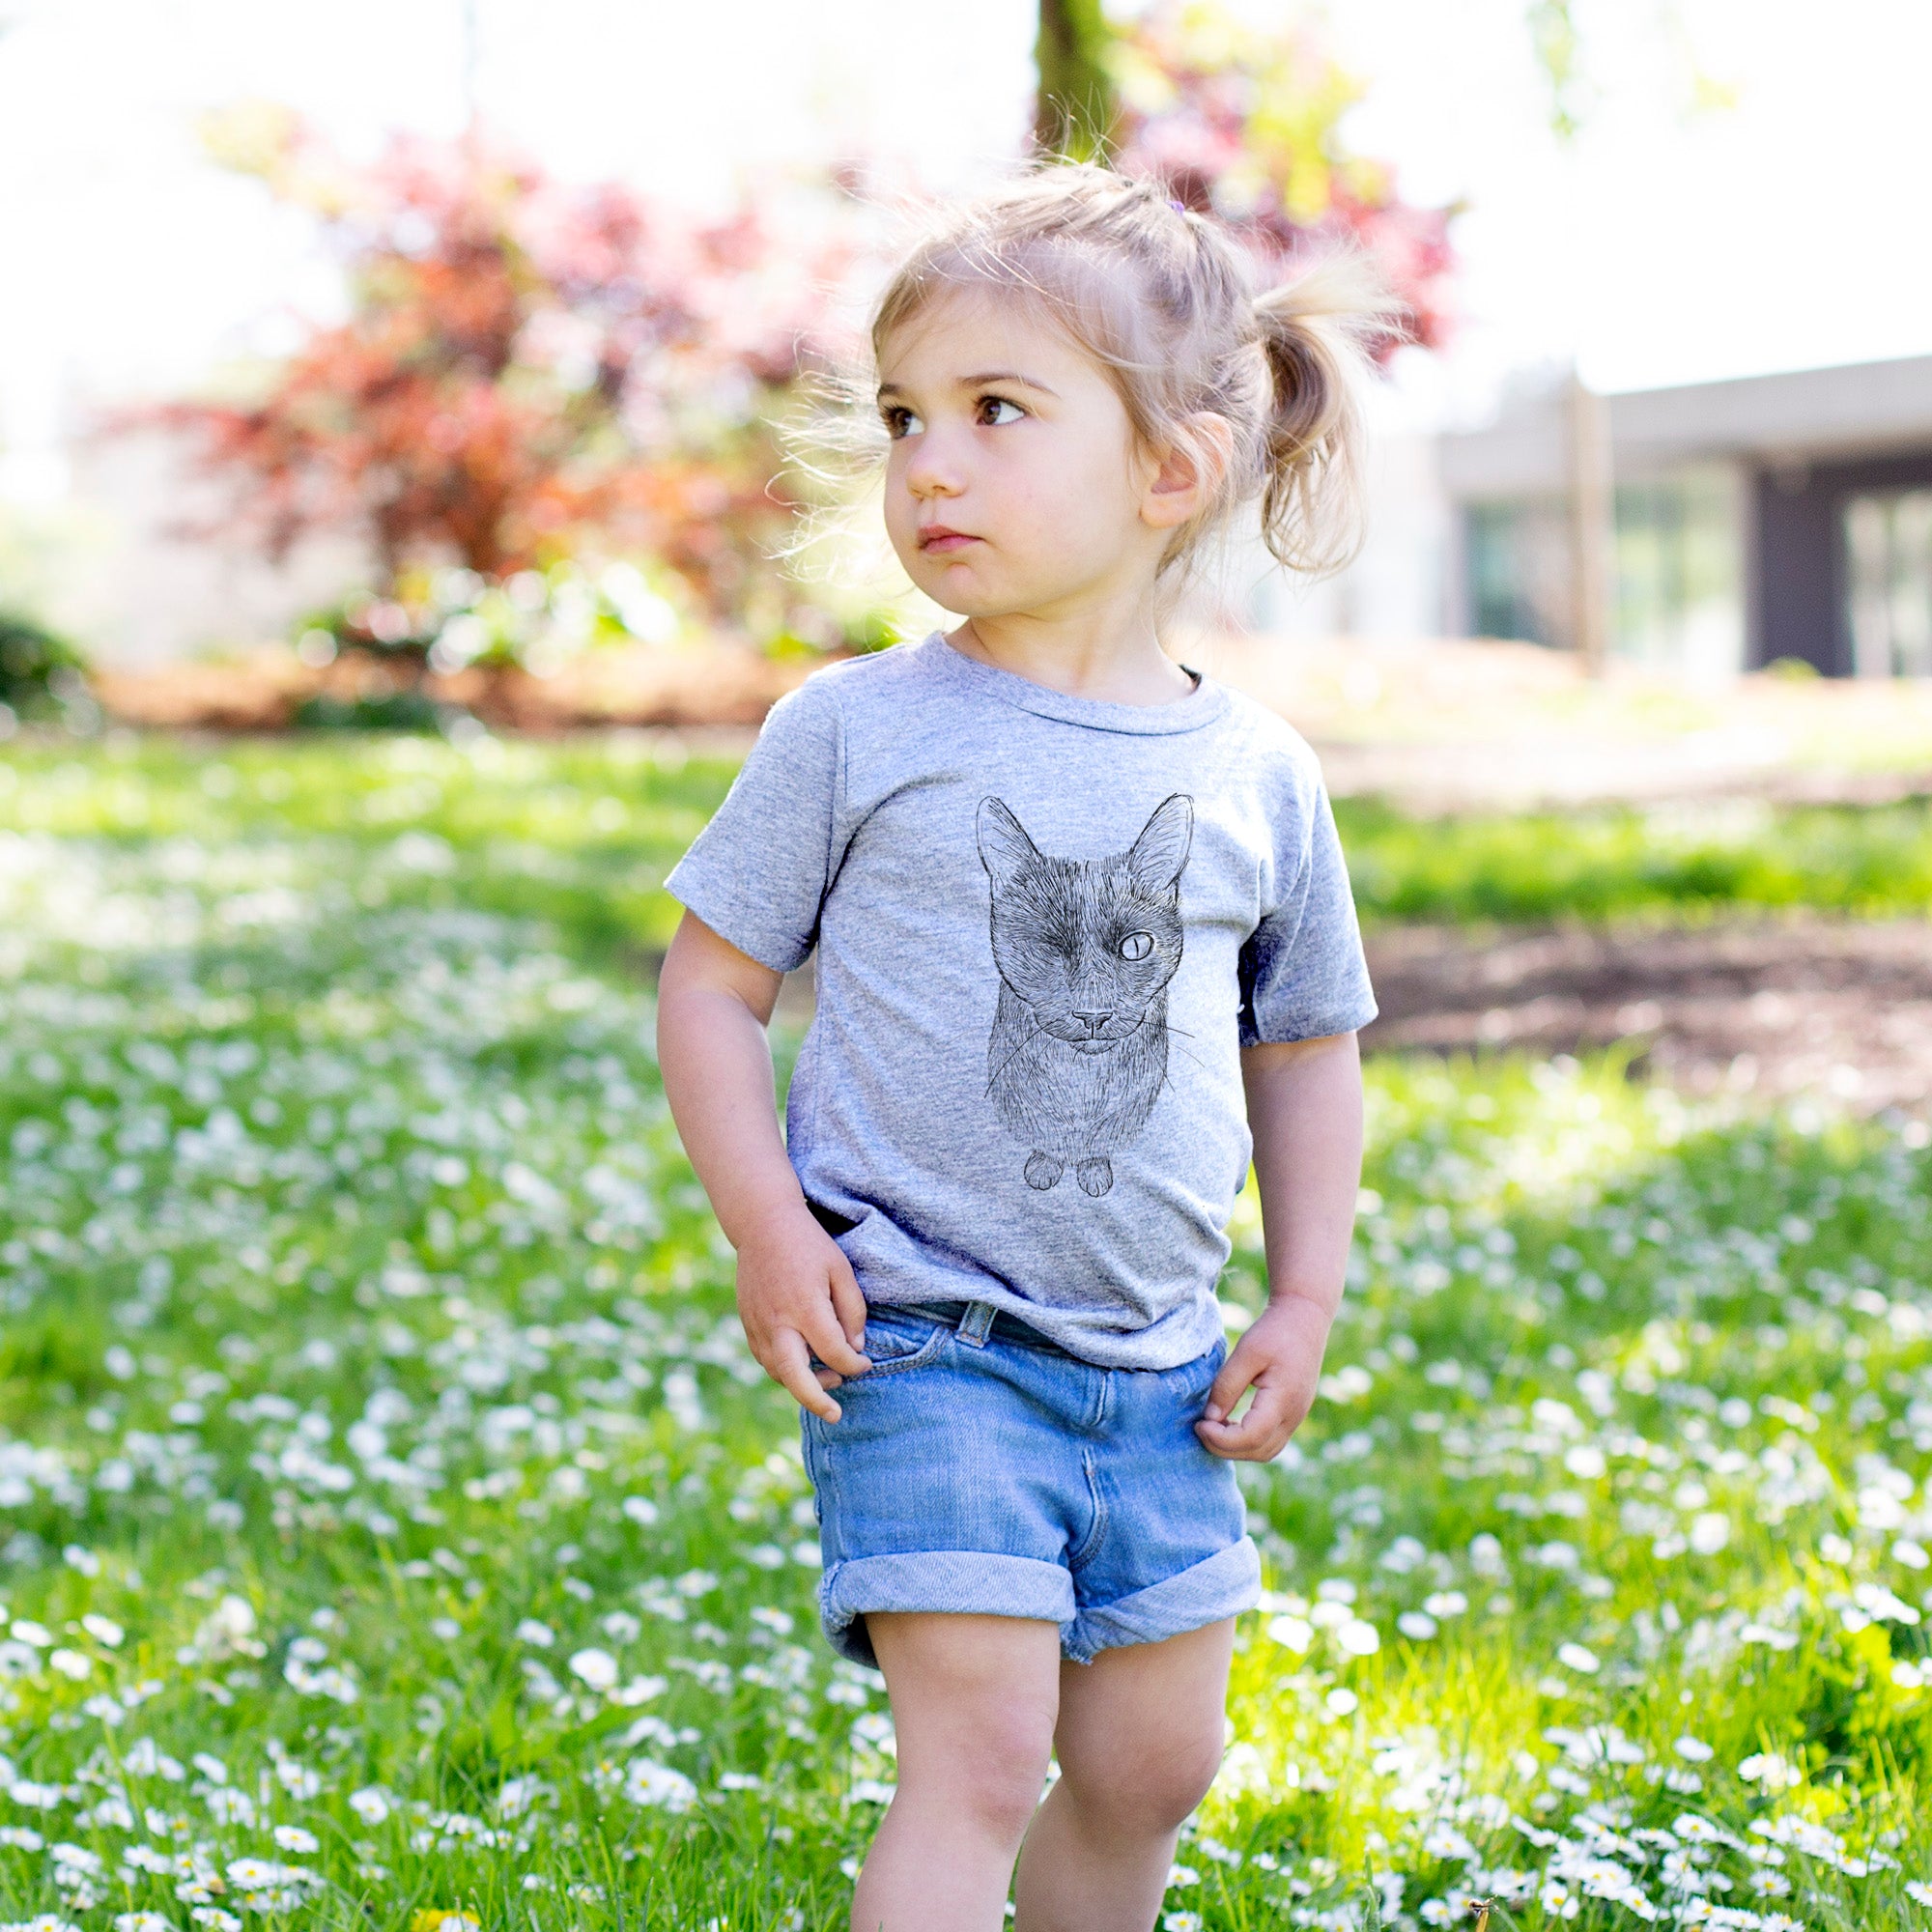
top-left (978, 794), bottom-right (1192, 1055)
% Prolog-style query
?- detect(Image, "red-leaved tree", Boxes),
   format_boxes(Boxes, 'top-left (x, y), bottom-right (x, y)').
top-left (1107, 3), bottom-right (1459, 356)
top-left (140, 106), bottom-right (851, 626)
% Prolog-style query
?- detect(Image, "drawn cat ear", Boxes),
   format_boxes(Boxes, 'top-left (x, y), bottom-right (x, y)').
top-left (978, 797), bottom-right (1043, 888)
top-left (1124, 793), bottom-right (1193, 895)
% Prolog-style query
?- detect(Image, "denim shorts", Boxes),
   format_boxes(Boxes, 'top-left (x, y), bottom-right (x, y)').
top-left (800, 1300), bottom-right (1261, 1667)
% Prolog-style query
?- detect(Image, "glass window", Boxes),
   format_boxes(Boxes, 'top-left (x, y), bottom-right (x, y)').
top-left (1844, 489), bottom-right (1932, 677)
top-left (1466, 499), bottom-right (1569, 646)
top-left (1464, 469), bottom-right (1743, 676)
top-left (1613, 468), bottom-right (1743, 680)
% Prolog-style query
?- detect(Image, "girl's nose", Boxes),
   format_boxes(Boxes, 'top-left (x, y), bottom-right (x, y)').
top-left (902, 430), bottom-right (963, 499)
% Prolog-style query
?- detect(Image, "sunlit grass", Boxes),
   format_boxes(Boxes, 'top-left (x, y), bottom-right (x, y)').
top-left (0, 732), bottom-right (742, 969)
top-left (1334, 795), bottom-right (1932, 927)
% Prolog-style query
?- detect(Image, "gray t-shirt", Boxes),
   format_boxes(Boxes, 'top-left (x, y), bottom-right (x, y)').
top-left (664, 630), bottom-right (1377, 1370)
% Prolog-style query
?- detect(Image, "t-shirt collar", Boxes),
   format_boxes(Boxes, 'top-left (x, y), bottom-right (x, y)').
top-left (915, 630), bottom-right (1229, 736)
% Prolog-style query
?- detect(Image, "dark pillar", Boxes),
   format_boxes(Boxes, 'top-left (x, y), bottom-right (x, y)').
top-left (1750, 463), bottom-right (1844, 673)
top-left (1749, 447), bottom-right (1932, 674)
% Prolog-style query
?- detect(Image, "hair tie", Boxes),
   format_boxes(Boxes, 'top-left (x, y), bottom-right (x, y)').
top-left (1168, 197), bottom-right (1187, 214)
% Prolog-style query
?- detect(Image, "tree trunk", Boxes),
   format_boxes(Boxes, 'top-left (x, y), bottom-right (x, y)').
top-left (1034, 0), bottom-right (1118, 160)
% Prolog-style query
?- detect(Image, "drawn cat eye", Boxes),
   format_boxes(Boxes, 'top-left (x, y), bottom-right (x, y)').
top-left (1118, 930), bottom-right (1154, 961)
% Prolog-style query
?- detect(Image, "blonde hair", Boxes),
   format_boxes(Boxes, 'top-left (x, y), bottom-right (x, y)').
top-left (827, 160), bottom-right (1403, 582)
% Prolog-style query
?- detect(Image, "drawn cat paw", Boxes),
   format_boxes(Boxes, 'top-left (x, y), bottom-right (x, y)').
top-left (1023, 1151), bottom-right (1064, 1190)
top-left (1075, 1157), bottom-right (1112, 1197)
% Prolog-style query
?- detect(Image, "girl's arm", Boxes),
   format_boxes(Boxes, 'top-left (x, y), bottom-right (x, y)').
top-left (655, 910), bottom-right (871, 1422)
top-left (1195, 1030), bottom-right (1364, 1462)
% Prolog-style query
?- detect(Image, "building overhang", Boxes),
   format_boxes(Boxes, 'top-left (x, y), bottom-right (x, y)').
top-left (1441, 353), bottom-right (1932, 499)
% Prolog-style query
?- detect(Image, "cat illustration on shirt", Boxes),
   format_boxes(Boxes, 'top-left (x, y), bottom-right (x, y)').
top-left (977, 792), bottom-right (1193, 1196)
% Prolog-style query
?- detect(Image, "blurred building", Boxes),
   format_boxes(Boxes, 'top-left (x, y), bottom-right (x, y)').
top-left (1436, 355), bottom-right (1932, 679)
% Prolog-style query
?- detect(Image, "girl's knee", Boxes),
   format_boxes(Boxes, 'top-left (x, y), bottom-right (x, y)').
top-left (900, 1700), bottom-right (1056, 1844)
top-left (968, 1747), bottom-right (1056, 1845)
top-left (1058, 1719), bottom-right (1224, 1834)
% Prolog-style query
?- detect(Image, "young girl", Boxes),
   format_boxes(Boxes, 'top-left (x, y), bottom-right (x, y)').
top-left (656, 162), bottom-right (1383, 1932)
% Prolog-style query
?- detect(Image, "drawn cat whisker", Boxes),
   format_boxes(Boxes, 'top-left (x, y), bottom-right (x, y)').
top-left (983, 1009), bottom-right (1046, 1096)
top-left (1163, 1023), bottom-right (1211, 1046)
top-left (1151, 1040), bottom-right (1200, 1104)
top-left (1157, 1024), bottom-right (1214, 1074)
top-left (1154, 1025), bottom-right (1213, 1076)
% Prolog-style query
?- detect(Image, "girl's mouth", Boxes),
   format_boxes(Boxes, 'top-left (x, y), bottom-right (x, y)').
top-left (918, 527), bottom-right (980, 554)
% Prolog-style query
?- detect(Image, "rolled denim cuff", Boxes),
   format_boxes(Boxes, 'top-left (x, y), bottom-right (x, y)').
top-left (1063, 1536), bottom-right (1262, 1664)
top-left (819, 1550), bottom-right (1075, 1666)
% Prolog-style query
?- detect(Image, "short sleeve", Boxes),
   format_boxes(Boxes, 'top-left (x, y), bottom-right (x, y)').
top-left (662, 678), bottom-right (842, 974)
top-left (1237, 775), bottom-right (1378, 1047)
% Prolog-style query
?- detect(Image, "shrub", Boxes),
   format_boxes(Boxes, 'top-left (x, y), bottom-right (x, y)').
top-left (290, 689), bottom-right (448, 733)
top-left (0, 611), bottom-right (95, 735)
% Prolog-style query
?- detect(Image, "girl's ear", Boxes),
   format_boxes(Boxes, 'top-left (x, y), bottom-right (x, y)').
top-left (1139, 413), bottom-right (1235, 532)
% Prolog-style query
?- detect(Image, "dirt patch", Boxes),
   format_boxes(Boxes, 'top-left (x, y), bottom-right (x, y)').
top-left (1362, 916), bottom-right (1932, 1115)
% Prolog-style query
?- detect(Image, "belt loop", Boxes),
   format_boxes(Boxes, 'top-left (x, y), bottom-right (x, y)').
top-left (956, 1301), bottom-right (995, 1348)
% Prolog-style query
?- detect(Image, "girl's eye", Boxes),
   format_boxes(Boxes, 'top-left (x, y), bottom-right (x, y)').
top-left (882, 407), bottom-right (923, 440)
top-left (1118, 931), bottom-right (1153, 962)
top-left (979, 396), bottom-right (1025, 427)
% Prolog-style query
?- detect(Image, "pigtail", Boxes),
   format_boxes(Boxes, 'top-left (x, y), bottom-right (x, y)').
top-left (1252, 252), bottom-right (1406, 576)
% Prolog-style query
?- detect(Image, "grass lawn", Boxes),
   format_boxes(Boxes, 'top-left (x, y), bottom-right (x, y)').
top-left (0, 734), bottom-right (1928, 1928)
top-left (1334, 797), bottom-right (1932, 929)
top-left (2, 736), bottom-right (1929, 958)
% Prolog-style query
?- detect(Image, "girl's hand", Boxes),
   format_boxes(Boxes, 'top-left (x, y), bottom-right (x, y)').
top-left (734, 1208), bottom-right (871, 1424)
top-left (1195, 1293), bottom-right (1331, 1462)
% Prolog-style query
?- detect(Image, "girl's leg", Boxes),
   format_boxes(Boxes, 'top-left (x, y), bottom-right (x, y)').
top-left (857, 1610), bottom-right (1064, 1932)
top-left (1010, 1617), bottom-right (1236, 1932)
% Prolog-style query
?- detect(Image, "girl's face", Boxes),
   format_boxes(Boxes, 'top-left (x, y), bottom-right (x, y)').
top-left (876, 290), bottom-right (1189, 622)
